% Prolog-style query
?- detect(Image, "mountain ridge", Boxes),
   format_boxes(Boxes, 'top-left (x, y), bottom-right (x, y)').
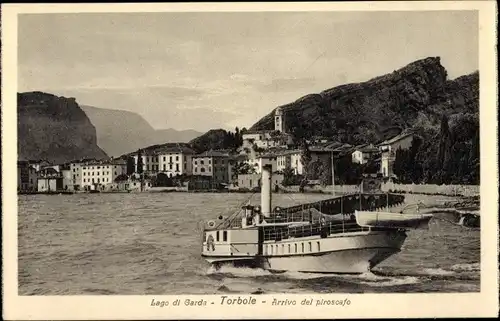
top-left (18, 92), bottom-right (109, 164)
top-left (80, 105), bottom-right (203, 157)
top-left (249, 57), bottom-right (478, 145)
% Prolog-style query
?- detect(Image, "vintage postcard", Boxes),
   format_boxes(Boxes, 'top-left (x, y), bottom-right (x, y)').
top-left (2, 1), bottom-right (498, 319)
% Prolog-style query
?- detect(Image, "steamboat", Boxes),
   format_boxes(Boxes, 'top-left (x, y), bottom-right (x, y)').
top-left (201, 165), bottom-right (433, 274)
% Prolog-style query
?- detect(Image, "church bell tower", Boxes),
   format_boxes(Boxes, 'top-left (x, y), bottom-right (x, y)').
top-left (274, 106), bottom-right (285, 133)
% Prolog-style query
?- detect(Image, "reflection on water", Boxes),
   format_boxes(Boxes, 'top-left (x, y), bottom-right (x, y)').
top-left (18, 192), bottom-right (479, 295)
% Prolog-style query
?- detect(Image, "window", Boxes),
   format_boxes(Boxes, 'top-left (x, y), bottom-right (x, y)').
top-left (169, 156), bottom-right (172, 163)
top-left (114, 171), bottom-right (117, 175)
top-left (281, 244), bottom-right (284, 254)
top-left (97, 178), bottom-right (100, 183)
top-left (163, 165), bottom-right (166, 171)
top-left (176, 164), bottom-right (179, 172)
top-left (176, 156), bottom-right (179, 161)
top-left (294, 244), bottom-right (297, 253)
top-left (288, 244), bottom-right (291, 253)
top-left (83, 179), bottom-right (86, 183)
top-left (169, 164), bottom-right (172, 170)
top-left (317, 241), bottom-right (321, 252)
top-left (223, 231), bottom-right (227, 242)
top-left (216, 231), bottom-right (220, 242)
top-left (194, 161), bottom-right (197, 165)
top-left (97, 166), bottom-right (100, 169)
top-left (201, 168), bottom-right (205, 173)
top-left (163, 157), bottom-right (166, 161)
top-left (209, 159), bottom-right (211, 165)
top-left (209, 166), bottom-right (212, 172)
top-left (200, 160), bottom-right (204, 165)
top-left (308, 242), bottom-right (312, 252)
top-left (194, 168), bottom-right (198, 173)
top-left (301, 243), bottom-right (305, 253)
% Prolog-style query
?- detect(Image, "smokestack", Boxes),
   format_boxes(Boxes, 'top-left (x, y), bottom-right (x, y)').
top-left (261, 165), bottom-right (272, 217)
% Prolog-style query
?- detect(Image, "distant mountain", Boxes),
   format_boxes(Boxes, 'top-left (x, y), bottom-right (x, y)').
top-left (80, 105), bottom-right (202, 157)
top-left (18, 92), bottom-right (108, 164)
top-left (250, 57), bottom-right (479, 145)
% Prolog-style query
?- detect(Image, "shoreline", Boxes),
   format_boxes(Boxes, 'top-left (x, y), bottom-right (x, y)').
top-left (18, 188), bottom-right (479, 198)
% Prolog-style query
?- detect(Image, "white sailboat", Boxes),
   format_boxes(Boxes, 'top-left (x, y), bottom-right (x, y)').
top-left (201, 165), bottom-right (432, 274)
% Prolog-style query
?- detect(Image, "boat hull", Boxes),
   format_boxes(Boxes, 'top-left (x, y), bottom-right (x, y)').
top-left (203, 230), bottom-right (406, 274)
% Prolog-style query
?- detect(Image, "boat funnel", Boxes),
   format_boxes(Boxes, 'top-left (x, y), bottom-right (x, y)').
top-left (261, 164), bottom-right (272, 217)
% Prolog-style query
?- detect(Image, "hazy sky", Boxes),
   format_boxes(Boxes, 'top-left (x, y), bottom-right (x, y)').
top-left (18, 11), bottom-right (478, 132)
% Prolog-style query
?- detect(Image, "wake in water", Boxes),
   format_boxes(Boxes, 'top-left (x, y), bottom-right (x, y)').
top-left (203, 265), bottom-right (425, 291)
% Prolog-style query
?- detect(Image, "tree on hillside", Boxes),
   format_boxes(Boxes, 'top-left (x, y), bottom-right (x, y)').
top-left (436, 115), bottom-right (453, 183)
top-left (282, 167), bottom-right (297, 186)
top-left (393, 136), bottom-right (423, 183)
top-left (137, 149), bottom-right (144, 174)
top-left (126, 156), bottom-right (135, 175)
top-left (114, 174), bottom-right (129, 183)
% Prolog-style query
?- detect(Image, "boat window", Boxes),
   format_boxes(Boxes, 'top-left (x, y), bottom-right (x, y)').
top-left (301, 243), bottom-right (305, 253)
top-left (216, 231), bottom-right (220, 242)
top-left (294, 244), bottom-right (297, 253)
top-left (223, 231), bottom-right (227, 242)
top-left (308, 242), bottom-right (312, 252)
top-left (317, 241), bottom-right (320, 252)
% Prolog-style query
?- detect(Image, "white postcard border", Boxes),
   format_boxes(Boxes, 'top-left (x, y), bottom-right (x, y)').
top-left (2, 1), bottom-right (498, 319)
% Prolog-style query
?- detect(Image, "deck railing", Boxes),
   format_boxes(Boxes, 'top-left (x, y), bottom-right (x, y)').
top-left (262, 220), bottom-right (368, 242)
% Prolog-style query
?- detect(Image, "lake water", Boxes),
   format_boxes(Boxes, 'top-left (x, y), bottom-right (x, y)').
top-left (18, 192), bottom-right (480, 295)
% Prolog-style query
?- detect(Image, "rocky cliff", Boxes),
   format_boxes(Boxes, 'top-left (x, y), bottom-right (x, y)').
top-left (81, 105), bottom-right (202, 157)
top-left (250, 57), bottom-right (479, 145)
top-left (18, 92), bottom-right (109, 164)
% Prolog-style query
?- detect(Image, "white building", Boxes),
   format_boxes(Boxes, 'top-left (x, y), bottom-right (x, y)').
top-left (377, 132), bottom-right (414, 177)
top-left (276, 150), bottom-right (303, 175)
top-left (241, 106), bottom-right (293, 152)
top-left (72, 160), bottom-right (127, 191)
top-left (245, 154), bottom-right (278, 174)
top-left (133, 145), bottom-right (196, 177)
top-left (351, 144), bottom-right (379, 164)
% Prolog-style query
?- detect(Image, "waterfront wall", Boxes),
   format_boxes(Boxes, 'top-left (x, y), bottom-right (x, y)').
top-left (283, 183), bottom-right (480, 197)
top-left (380, 183), bottom-right (479, 197)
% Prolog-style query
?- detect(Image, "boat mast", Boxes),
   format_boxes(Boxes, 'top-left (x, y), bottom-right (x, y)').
top-left (331, 151), bottom-right (335, 197)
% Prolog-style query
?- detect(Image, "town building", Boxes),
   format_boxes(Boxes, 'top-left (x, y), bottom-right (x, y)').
top-left (132, 144), bottom-right (196, 177)
top-left (276, 149), bottom-right (302, 174)
top-left (238, 173), bottom-right (284, 190)
top-left (17, 161), bottom-right (38, 191)
top-left (186, 176), bottom-right (221, 191)
top-left (377, 132), bottom-right (415, 177)
top-left (75, 159), bottom-right (127, 191)
top-left (69, 158), bottom-right (101, 191)
top-left (241, 106), bottom-right (294, 152)
top-left (351, 144), bottom-right (379, 164)
top-left (192, 150), bottom-right (231, 183)
top-left (245, 153), bottom-right (278, 174)
top-left (25, 159), bottom-right (51, 172)
top-left (37, 167), bottom-right (63, 192)
top-left (60, 164), bottom-right (73, 191)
